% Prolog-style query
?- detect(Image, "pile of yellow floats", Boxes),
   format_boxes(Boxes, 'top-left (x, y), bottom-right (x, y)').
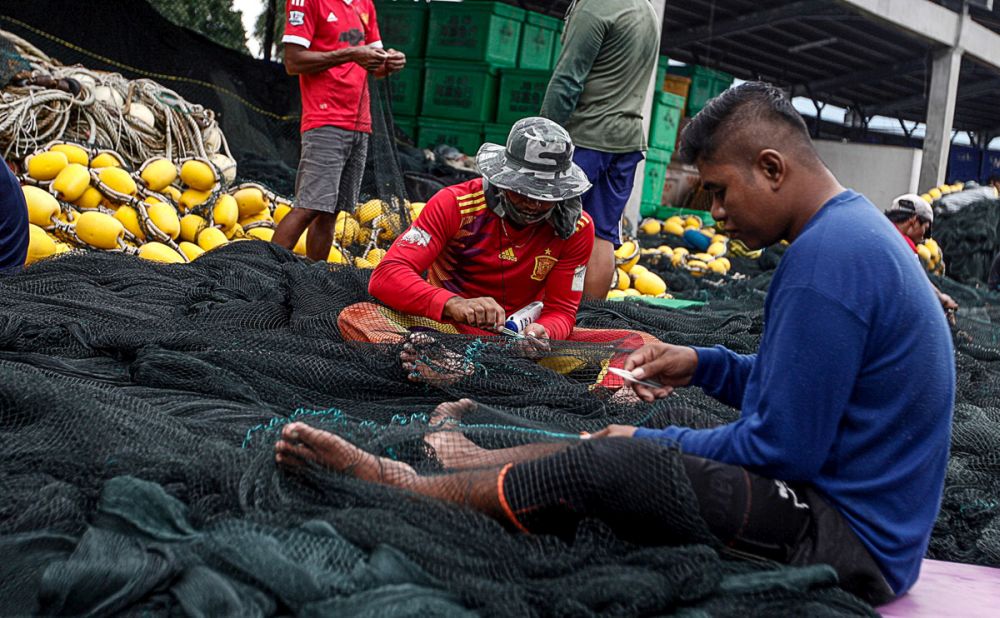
top-left (18, 141), bottom-right (415, 269)
top-left (606, 213), bottom-right (736, 300)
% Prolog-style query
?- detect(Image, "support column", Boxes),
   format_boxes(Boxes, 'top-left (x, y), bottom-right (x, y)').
top-left (918, 46), bottom-right (963, 190)
top-left (623, 0), bottom-right (666, 235)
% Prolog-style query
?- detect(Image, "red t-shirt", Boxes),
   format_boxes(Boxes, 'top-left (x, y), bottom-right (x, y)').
top-left (897, 228), bottom-right (919, 254)
top-left (369, 179), bottom-right (595, 340)
top-left (282, 0), bottom-right (382, 133)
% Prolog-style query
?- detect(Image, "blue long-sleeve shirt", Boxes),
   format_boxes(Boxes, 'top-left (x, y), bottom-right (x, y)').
top-left (635, 190), bottom-right (955, 596)
top-left (1, 163), bottom-right (28, 274)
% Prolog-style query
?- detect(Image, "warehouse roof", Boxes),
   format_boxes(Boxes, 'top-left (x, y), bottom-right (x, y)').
top-left (506, 0), bottom-right (1000, 134)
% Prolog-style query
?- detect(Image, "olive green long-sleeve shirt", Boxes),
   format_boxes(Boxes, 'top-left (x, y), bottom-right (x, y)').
top-left (540, 0), bottom-right (660, 153)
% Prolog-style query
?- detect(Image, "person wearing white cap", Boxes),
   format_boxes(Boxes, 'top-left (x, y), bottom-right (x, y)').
top-left (886, 193), bottom-right (958, 321)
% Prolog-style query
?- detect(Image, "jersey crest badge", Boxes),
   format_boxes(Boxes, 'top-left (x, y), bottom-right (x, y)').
top-left (400, 225), bottom-right (431, 247)
top-left (531, 254), bottom-right (558, 281)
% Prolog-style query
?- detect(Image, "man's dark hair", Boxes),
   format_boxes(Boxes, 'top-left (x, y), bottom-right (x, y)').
top-left (886, 210), bottom-right (917, 224)
top-left (678, 81), bottom-right (812, 164)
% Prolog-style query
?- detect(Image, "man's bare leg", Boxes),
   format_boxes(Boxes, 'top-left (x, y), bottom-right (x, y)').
top-left (272, 208), bottom-right (318, 250)
top-left (582, 237), bottom-right (615, 300)
top-left (275, 421), bottom-right (507, 519)
top-left (425, 399), bottom-right (569, 470)
top-left (305, 211), bottom-right (337, 262)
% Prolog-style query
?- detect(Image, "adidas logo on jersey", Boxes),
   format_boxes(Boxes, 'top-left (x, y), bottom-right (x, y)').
top-left (327, 12), bottom-right (337, 22)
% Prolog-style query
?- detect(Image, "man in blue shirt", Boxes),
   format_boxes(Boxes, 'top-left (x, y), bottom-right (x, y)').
top-left (0, 163), bottom-right (29, 273)
top-left (276, 83), bottom-right (954, 605)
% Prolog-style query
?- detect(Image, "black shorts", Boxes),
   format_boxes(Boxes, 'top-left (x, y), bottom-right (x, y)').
top-left (501, 438), bottom-right (895, 605)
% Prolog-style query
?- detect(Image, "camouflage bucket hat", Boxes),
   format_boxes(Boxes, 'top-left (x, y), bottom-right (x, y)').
top-left (476, 117), bottom-right (592, 201)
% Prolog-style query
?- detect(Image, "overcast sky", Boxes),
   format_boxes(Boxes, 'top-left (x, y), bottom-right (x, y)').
top-left (233, 0), bottom-right (265, 56)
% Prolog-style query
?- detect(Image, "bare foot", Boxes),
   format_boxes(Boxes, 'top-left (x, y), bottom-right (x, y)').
top-left (275, 422), bottom-right (416, 487)
top-left (399, 333), bottom-right (475, 387)
top-left (424, 398), bottom-right (486, 469)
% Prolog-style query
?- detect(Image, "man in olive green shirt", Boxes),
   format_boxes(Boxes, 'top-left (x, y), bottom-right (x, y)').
top-left (541, 0), bottom-right (660, 299)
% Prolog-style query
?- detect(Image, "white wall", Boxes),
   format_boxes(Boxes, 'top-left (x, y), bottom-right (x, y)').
top-left (813, 140), bottom-right (923, 210)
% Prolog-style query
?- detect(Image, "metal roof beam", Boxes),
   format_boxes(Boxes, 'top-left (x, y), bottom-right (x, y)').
top-left (875, 77), bottom-right (1000, 114)
top-left (669, 0), bottom-right (842, 47)
top-left (833, 0), bottom-right (1000, 70)
top-left (795, 57), bottom-right (927, 96)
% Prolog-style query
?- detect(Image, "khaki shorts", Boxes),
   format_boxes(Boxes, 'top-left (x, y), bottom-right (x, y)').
top-left (294, 125), bottom-right (369, 214)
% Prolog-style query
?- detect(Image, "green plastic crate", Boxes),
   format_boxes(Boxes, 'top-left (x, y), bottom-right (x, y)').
top-left (667, 65), bottom-right (734, 116)
top-left (496, 69), bottom-right (550, 125)
top-left (518, 12), bottom-right (561, 70)
top-left (374, 1), bottom-right (429, 58)
top-left (417, 118), bottom-right (484, 156)
top-left (648, 91), bottom-right (685, 151)
top-left (483, 122), bottom-right (512, 146)
top-left (641, 148), bottom-right (672, 206)
top-left (426, 1), bottom-right (525, 67)
top-left (421, 60), bottom-right (499, 122)
top-left (393, 115), bottom-right (417, 142)
top-left (640, 201), bottom-right (661, 218)
top-left (550, 19), bottom-right (565, 68)
top-left (387, 58), bottom-right (423, 116)
top-left (655, 55), bottom-right (671, 94)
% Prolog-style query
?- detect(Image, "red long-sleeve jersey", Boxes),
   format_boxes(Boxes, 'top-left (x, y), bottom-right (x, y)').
top-left (369, 178), bottom-right (594, 340)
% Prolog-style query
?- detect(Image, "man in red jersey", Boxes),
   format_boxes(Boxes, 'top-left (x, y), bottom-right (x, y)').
top-left (885, 193), bottom-right (958, 321)
top-left (273, 0), bottom-right (405, 261)
top-left (339, 117), bottom-right (657, 386)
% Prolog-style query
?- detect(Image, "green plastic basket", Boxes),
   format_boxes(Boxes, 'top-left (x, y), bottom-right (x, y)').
top-left (648, 91), bottom-right (685, 152)
top-left (496, 69), bottom-right (550, 126)
top-left (667, 65), bottom-right (734, 116)
top-left (421, 60), bottom-right (499, 122)
top-left (426, 1), bottom-right (525, 67)
top-left (641, 148), bottom-right (672, 206)
top-left (518, 12), bottom-right (561, 71)
top-left (483, 122), bottom-right (512, 146)
top-left (387, 58), bottom-right (423, 117)
top-left (373, 1), bottom-right (429, 58)
top-left (393, 115), bottom-right (417, 143)
top-left (417, 117), bottom-right (484, 156)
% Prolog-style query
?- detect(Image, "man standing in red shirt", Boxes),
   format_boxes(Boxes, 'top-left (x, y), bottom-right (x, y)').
top-left (274, 0), bottom-right (405, 261)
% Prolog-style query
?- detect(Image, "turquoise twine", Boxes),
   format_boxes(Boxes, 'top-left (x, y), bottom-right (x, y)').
top-left (245, 407), bottom-right (588, 450)
top-left (959, 499), bottom-right (998, 516)
top-left (241, 407), bottom-right (345, 449)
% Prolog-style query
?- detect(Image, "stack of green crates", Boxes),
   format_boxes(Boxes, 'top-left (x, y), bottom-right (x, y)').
top-left (666, 64), bottom-right (734, 117)
top-left (373, 0), bottom-right (429, 58)
top-left (648, 91), bottom-right (685, 152)
top-left (518, 13), bottom-right (562, 70)
top-left (496, 68), bottom-right (550, 126)
top-left (640, 91), bottom-right (685, 216)
top-left (417, 118), bottom-right (484, 156)
top-left (425, 1), bottom-right (524, 66)
top-left (414, 1), bottom-right (526, 153)
top-left (375, 0), bottom-right (429, 141)
top-left (640, 148), bottom-right (672, 218)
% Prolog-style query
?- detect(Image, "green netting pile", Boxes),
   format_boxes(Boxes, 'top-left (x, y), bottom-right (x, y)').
top-left (932, 195), bottom-right (1000, 284)
top-left (0, 241), bottom-right (998, 615)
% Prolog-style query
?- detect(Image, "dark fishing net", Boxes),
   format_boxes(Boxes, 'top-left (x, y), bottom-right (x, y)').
top-left (0, 242), bottom-right (895, 616)
top-left (931, 195), bottom-right (1000, 284)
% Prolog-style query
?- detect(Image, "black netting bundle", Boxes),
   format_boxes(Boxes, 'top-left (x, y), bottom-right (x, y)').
top-left (932, 195), bottom-right (1000, 284)
top-left (0, 241), bottom-right (997, 615)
